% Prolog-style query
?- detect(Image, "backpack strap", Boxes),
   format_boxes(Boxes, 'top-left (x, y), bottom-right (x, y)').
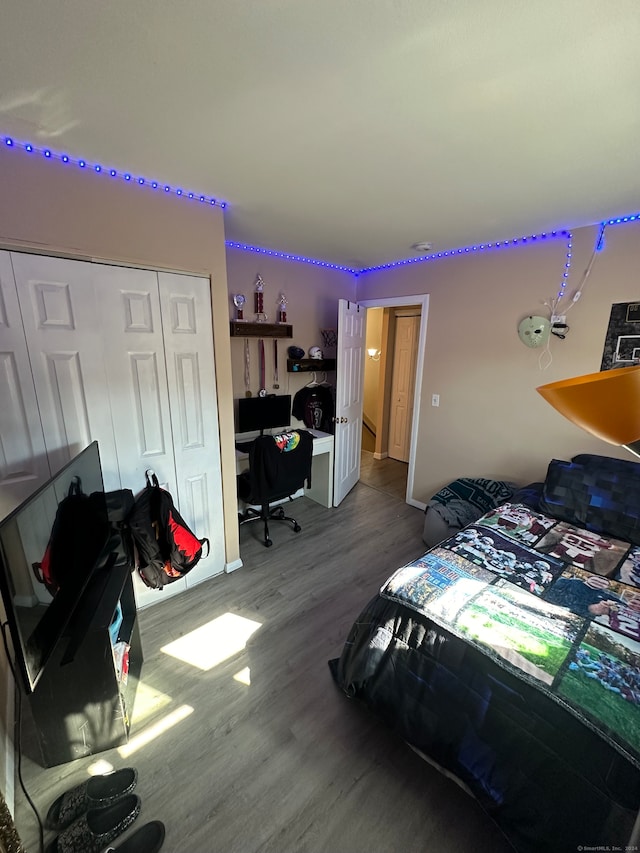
top-left (145, 469), bottom-right (160, 489)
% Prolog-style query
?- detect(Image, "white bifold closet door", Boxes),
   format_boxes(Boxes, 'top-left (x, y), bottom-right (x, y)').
top-left (5, 251), bottom-right (224, 609)
top-left (0, 252), bottom-right (51, 515)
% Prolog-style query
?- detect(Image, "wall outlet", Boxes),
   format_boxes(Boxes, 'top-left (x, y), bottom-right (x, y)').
top-left (431, 394), bottom-right (440, 407)
top-left (551, 314), bottom-right (566, 325)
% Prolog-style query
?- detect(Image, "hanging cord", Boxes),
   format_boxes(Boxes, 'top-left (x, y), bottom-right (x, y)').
top-left (0, 621), bottom-right (44, 853)
top-left (563, 222), bottom-right (607, 315)
top-left (538, 333), bottom-right (553, 370)
top-left (546, 223), bottom-right (606, 321)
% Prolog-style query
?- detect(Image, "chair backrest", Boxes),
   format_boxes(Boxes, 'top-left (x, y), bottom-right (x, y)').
top-left (245, 430), bottom-right (314, 504)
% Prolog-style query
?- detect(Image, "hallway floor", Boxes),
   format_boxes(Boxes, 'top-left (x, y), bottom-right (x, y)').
top-left (359, 449), bottom-right (408, 501)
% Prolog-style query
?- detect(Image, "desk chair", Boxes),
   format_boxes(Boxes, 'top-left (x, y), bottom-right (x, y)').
top-left (237, 430), bottom-right (314, 547)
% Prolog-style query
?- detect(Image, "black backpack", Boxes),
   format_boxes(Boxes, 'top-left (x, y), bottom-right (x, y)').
top-left (126, 472), bottom-right (210, 590)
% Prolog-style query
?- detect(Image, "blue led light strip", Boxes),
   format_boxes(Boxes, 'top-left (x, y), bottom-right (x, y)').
top-left (226, 230), bottom-right (575, 277)
top-left (605, 214), bottom-right (640, 225)
top-left (358, 230), bottom-right (573, 275)
top-left (228, 217), bottom-right (639, 276)
top-left (225, 241), bottom-right (359, 273)
top-left (4, 131), bottom-right (639, 275)
top-left (2, 134), bottom-right (228, 209)
top-left (556, 232), bottom-right (573, 302)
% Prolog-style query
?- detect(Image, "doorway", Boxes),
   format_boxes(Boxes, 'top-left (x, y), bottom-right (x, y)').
top-left (358, 294), bottom-right (429, 508)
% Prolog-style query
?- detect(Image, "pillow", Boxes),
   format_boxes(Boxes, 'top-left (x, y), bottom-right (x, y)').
top-left (510, 482), bottom-right (544, 510)
top-left (426, 477), bottom-right (517, 529)
top-left (572, 453), bottom-right (640, 474)
top-left (539, 458), bottom-right (640, 545)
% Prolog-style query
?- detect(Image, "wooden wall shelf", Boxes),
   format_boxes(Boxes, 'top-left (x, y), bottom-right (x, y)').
top-left (287, 358), bottom-right (336, 373)
top-left (230, 321), bottom-right (293, 338)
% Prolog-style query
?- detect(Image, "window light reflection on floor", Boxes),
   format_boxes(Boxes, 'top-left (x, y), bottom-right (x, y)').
top-left (233, 667), bottom-right (251, 686)
top-left (160, 612), bottom-right (262, 671)
top-left (130, 681), bottom-right (173, 726)
top-left (118, 705), bottom-right (194, 759)
top-left (88, 759), bottom-right (115, 776)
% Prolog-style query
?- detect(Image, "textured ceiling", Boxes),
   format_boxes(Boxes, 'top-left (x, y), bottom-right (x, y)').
top-left (1, 0), bottom-right (640, 268)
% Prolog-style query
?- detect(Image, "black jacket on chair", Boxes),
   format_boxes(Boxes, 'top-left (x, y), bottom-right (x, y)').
top-left (238, 430), bottom-right (313, 503)
top-left (237, 430), bottom-right (314, 546)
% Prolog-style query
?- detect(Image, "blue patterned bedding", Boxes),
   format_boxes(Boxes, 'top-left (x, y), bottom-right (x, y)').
top-left (331, 499), bottom-right (640, 852)
top-left (382, 502), bottom-right (640, 769)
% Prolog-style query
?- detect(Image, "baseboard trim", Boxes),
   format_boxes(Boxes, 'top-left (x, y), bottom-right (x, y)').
top-left (373, 452), bottom-right (388, 460)
top-left (225, 558), bottom-right (243, 574)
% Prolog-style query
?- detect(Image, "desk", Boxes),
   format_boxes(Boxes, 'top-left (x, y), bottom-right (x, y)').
top-left (235, 428), bottom-right (334, 508)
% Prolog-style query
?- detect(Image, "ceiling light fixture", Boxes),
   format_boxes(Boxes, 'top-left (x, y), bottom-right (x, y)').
top-left (411, 241), bottom-right (433, 252)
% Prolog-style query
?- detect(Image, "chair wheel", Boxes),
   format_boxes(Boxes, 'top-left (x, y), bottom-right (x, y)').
top-left (294, 524), bottom-right (301, 533)
top-left (265, 538), bottom-right (273, 547)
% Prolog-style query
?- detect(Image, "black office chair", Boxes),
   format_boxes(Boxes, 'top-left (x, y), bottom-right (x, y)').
top-left (237, 430), bottom-right (314, 547)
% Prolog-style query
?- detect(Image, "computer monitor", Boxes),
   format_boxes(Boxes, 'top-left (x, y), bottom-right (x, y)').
top-left (236, 395), bottom-right (292, 435)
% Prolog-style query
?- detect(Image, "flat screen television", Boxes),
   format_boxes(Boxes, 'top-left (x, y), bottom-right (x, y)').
top-left (236, 394), bottom-right (292, 435)
top-left (0, 441), bottom-right (111, 693)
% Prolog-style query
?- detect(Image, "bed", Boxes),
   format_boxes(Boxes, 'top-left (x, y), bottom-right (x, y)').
top-left (330, 453), bottom-right (640, 853)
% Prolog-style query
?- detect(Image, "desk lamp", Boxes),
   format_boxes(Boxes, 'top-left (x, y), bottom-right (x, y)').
top-left (538, 363), bottom-right (640, 847)
top-left (537, 364), bottom-right (640, 459)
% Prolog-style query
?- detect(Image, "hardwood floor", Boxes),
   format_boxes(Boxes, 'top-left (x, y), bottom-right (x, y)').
top-left (359, 449), bottom-right (408, 501)
top-left (14, 483), bottom-right (512, 853)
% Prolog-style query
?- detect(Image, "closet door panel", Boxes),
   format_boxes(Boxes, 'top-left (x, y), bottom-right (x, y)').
top-left (9, 253), bottom-right (120, 489)
top-left (0, 252), bottom-right (50, 517)
top-left (92, 265), bottom-right (187, 608)
top-left (158, 272), bottom-right (224, 582)
top-left (92, 266), bottom-right (176, 489)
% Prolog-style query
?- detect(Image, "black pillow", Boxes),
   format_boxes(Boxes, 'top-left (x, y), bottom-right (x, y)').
top-left (540, 457), bottom-right (640, 545)
top-left (572, 453), bottom-right (640, 477)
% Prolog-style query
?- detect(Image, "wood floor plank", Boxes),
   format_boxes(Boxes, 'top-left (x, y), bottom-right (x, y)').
top-left (14, 482), bottom-right (512, 853)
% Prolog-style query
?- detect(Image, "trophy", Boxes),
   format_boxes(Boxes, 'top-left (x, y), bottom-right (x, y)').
top-left (233, 293), bottom-right (246, 321)
top-left (254, 275), bottom-right (267, 322)
top-left (278, 293), bottom-right (288, 324)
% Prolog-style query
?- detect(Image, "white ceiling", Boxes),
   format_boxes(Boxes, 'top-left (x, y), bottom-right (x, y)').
top-left (2, 1), bottom-right (640, 269)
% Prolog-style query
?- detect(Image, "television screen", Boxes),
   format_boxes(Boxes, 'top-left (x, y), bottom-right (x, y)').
top-left (236, 394), bottom-right (292, 435)
top-left (0, 441), bottom-right (110, 693)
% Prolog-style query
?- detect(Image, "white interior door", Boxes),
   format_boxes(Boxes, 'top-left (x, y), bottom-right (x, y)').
top-left (92, 265), bottom-right (176, 490)
top-left (334, 299), bottom-right (366, 506)
top-left (4, 251), bottom-right (226, 610)
top-left (92, 264), bottom-right (189, 606)
top-left (10, 253), bottom-right (120, 490)
top-left (389, 314), bottom-right (419, 463)
top-left (0, 252), bottom-right (50, 518)
top-left (158, 271), bottom-right (225, 586)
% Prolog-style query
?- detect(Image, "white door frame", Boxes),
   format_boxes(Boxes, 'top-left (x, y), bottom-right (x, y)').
top-left (358, 294), bottom-right (429, 510)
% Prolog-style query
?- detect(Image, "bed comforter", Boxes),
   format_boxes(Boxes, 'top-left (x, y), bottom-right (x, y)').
top-left (331, 500), bottom-right (640, 852)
